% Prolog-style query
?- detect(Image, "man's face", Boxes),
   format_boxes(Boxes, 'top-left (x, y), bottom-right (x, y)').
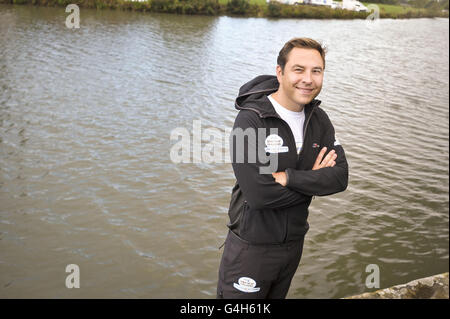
top-left (276, 47), bottom-right (324, 108)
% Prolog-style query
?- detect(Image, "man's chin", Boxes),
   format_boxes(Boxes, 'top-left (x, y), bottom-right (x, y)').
top-left (295, 97), bottom-right (315, 106)
top-left (295, 92), bottom-right (320, 106)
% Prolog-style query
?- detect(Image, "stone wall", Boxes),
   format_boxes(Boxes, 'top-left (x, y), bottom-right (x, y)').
top-left (345, 272), bottom-right (449, 299)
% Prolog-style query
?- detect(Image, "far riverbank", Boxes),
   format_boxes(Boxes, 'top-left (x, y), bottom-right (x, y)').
top-left (1, 0), bottom-right (449, 19)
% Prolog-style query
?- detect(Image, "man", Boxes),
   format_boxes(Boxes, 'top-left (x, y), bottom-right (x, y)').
top-left (216, 38), bottom-right (349, 299)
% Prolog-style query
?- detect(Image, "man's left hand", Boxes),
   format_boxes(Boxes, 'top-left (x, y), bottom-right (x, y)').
top-left (272, 172), bottom-right (287, 186)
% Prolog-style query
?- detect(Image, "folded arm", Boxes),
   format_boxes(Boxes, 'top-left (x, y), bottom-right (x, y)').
top-left (275, 115), bottom-right (349, 197)
top-left (231, 110), bottom-right (312, 211)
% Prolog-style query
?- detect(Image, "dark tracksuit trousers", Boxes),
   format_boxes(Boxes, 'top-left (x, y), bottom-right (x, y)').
top-left (217, 230), bottom-right (305, 299)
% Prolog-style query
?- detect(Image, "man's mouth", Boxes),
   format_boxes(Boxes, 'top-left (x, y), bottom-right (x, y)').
top-left (296, 87), bottom-right (314, 94)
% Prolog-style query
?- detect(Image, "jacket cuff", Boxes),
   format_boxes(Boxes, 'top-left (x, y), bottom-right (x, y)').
top-left (284, 168), bottom-right (291, 187)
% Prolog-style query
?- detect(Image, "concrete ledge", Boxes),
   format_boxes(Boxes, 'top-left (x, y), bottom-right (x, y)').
top-left (344, 272), bottom-right (449, 299)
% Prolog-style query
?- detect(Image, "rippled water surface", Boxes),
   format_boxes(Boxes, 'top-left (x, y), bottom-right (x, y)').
top-left (0, 4), bottom-right (448, 298)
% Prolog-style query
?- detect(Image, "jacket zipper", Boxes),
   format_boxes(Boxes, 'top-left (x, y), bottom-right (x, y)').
top-left (298, 106), bottom-right (316, 160)
top-left (273, 107), bottom-right (316, 243)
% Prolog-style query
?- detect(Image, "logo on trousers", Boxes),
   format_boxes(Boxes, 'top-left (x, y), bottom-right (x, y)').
top-left (233, 277), bottom-right (261, 293)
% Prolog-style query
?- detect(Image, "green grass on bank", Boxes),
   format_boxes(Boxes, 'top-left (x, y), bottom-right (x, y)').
top-left (363, 1), bottom-right (447, 17)
top-left (362, 2), bottom-right (425, 15)
top-left (220, 0), bottom-right (446, 18)
top-left (1, 0), bottom-right (448, 18)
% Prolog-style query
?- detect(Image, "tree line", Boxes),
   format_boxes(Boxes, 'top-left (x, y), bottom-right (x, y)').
top-left (2, 0), bottom-right (448, 18)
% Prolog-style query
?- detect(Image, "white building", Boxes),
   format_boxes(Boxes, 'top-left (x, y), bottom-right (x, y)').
top-left (304, 0), bottom-right (334, 7)
top-left (342, 0), bottom-right (368, 12)
top-left (331, 1), bottom-right (342, 9)
top-left (269, 0), bottom-right (334, 7)
top-left (269, 0), bottom-right (368, 11)
top-left (269, 0), bottom-right (303, 4)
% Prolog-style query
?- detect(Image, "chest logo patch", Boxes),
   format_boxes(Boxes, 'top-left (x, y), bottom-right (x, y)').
top-left (264, 134), bottom-right (289, 153)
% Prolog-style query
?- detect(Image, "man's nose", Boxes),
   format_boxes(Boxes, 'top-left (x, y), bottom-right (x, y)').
top-left (302, 71), bottom-right (313, 84)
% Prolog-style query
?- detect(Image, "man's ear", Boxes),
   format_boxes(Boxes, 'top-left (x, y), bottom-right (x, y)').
top-left (275, 65), bottom-right (283, 83)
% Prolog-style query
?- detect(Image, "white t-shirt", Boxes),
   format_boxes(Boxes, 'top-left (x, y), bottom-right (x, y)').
top-left (268, 94), bottom-right (305, 154)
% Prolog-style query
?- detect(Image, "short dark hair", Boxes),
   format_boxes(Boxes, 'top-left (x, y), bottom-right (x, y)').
top-left (277, 38), bottom-right (327, 72)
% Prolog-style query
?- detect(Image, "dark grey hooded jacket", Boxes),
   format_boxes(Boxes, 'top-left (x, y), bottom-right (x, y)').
top-left (227, 75), bottom-right (348, 244)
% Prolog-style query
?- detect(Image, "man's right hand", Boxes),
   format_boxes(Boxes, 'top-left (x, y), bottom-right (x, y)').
top-left (312, 147), bottom-right (337, 170)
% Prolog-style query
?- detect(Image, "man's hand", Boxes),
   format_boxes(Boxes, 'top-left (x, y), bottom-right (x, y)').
top-left (312, 147), bottom-right (337, 170)
top-left (272, 147), bottom-right (337, 186)
top-left (272, 172), bottom-right (287, 186)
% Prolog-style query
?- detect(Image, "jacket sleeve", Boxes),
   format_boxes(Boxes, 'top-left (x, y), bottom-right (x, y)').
top-left (231, 110), bottom-right (311, 211)
top-left (284, 111), bottom-right (348, 196)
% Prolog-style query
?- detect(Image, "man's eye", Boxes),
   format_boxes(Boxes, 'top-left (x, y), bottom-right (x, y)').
top-left (295, 69), bottom-right (303, 72)
top-left (313, 70), bottom-right (322, 74)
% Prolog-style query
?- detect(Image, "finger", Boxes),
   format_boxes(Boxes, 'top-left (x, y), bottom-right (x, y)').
top-left (324, 157), bottom-right (337, 168)
top-left (321, 150), bottom-right (336, 167)
top-left (314, 147), bottom-right (327, 167)
top-left (330, 153), bottom-right (338, 163)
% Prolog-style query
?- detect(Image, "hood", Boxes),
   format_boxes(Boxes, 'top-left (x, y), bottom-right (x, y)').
top-left (235, 75), bottom-right (321, 118)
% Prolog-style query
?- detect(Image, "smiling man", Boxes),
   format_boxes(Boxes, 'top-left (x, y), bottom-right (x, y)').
top-left (217, 38), bottom-right (349, 299)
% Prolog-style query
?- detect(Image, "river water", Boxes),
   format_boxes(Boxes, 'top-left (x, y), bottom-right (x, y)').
top-left (0, 4), bottom-right (448, 298)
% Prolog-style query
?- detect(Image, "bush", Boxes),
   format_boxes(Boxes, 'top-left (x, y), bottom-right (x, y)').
top-left (226, 0), bottom-right (249, 15)
top-left (267, 1), bottom-right (281, 17)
